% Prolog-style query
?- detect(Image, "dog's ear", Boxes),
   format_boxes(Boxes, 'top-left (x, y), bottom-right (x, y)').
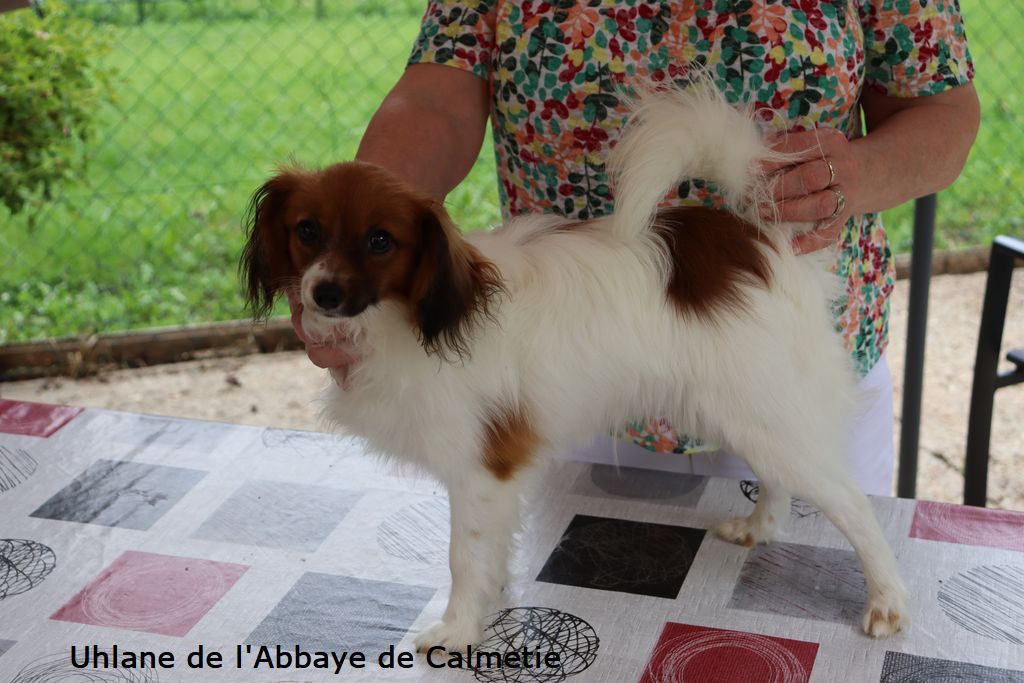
top-left (240, 173), bottom-right (298, 319)
top-left (410, 202), bottom-right (502, 358)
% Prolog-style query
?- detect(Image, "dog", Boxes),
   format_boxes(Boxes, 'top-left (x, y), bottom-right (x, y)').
top-left (241, 83), bottom-right (908, 649)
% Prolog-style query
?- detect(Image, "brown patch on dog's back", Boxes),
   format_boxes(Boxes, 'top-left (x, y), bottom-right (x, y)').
top-left (654, 206), bottom-right (774, 320)
top-left (482, 406), bottom-right (541, 481)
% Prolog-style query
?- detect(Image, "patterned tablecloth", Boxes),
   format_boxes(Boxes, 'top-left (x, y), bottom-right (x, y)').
top-left (0, 398), bottom-right (1022, 682)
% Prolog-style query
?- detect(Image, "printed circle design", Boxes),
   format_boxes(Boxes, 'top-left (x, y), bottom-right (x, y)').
top-left (80, 558), bottom-right (230, 631)
top-left (0, 539), bottom-right (56, 599)
top-left (12, 652), bottom-right (159, 682)
top-left (377, 497), bottom-right (449, 565)
top-left (643, 629), bottom-right (809, 683)
top-left (473, 607), bottom-right (599, 682)
top-left (740, 481), bottom-right (819, 518)
top-left (938, 565), bottom-right (1024, 644)
top-left (0, 447), bottom-right (38, 494)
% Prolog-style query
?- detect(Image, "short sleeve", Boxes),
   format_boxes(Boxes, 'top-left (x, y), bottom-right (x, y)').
top-left (408, 1), bottom-right (496, 82)
top-left (860, 0), bottom-right (974, 97)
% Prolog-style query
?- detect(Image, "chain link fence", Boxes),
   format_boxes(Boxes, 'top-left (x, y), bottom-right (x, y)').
top-left (0, 0), bottom-right (500, 346)
top-left (0, 0), bottom-right (1018, 346)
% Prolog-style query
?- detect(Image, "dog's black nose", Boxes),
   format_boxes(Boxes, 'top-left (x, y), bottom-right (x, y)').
top-left (313, 282), bottom-right (344, 311)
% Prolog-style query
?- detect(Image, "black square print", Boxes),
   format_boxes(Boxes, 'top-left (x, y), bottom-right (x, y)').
top-left (729, 542), bottom-right (866, 624)
top-left (880, 651), bottom-right (1024, 682)
top-left (191, 479), bottom-right (361, 552)
top-left (246, 573), bottom-right (435, 651)
top-left (30, 459), bottom-right (206, 530)
top-left (536, 515), bottom-right (705, 598)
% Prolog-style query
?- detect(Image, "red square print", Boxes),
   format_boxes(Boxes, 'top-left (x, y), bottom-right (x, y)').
top-left (639, 623), bottom-right (818, 683)
top-left (910, 499), bottom-right (1024, 553)
top-left (0, 399), bottom-right (82, 437)
top-left (51, 551), bottom-right (247, 637)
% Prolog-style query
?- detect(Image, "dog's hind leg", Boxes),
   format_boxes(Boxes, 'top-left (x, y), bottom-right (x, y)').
top-left (720, 424), bottom-right (907, 637)
top-left (787, 474), bottom-right (908, 637)
top-left (414, 468), bottom-right (524, 651)
top-left (714, 478), bottom-right (790, 547)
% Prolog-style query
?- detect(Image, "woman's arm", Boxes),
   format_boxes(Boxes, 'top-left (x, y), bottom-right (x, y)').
top-left (766, 83), bottom-right (981, 253)
top-left (854, 83), bottom-right (981, 211)
top-left (356, 63), bottom-right (490, 200)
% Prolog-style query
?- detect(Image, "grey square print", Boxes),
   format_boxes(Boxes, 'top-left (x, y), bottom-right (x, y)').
top-left (191, 480), bottom-right (361, 552)
top-left (0, 640), bottom-right (14, 658)
top-left (30, 459), bottom-right (206, 530)
top-left (104, 413), bottom-right (235, 452)
top-left (729, 542), bottom-right (867, 625)
top-left (572, 464), bottom-right (707, 506)
top-left (881, 651), bottom-right (1024, 682)
top-left (246, 573), bottom-right (435, 651)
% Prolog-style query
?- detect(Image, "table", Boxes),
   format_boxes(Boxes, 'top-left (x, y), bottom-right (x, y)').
top-left (0, 398), bottom-right (1022, 682)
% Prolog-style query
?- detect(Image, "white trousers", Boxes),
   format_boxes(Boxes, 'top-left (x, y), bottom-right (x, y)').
top-left (565, 354), bottom-right (896, 496)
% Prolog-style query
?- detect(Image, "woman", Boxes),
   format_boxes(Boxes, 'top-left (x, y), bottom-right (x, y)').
top-left (292, 0), bottom-right (979, 495)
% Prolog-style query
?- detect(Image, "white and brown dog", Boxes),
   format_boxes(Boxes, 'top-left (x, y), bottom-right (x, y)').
top-left (242, 84), bottom-right (908, 648)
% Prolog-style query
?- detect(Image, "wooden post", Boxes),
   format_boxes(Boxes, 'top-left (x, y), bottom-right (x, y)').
top-left (0, 0), bottom-right (31, 14)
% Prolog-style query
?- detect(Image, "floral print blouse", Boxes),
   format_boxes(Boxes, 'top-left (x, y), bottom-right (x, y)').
top-left (409, 0), bottom-right (974, 454)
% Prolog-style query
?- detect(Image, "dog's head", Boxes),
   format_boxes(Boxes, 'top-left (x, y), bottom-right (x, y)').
top-left (241, 161), bottom-right (502, 358)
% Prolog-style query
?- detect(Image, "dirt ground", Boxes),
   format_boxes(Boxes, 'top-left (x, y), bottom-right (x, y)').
top-left (2, 270), bottom-right (1021, 509)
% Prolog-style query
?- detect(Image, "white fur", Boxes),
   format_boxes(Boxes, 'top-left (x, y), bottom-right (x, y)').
top-left (304, 83), bottom-right (908, 646)
top-left (608, 77), bottom-right (798, 238)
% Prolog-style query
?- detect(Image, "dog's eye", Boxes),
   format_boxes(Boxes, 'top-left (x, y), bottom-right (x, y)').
top-left (367, 229), bottom-right (393, 255)
top-left (296, 219), bottom-right (320, 245)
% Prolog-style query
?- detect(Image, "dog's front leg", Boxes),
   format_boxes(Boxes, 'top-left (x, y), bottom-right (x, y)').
top-left (414, 469), bottom-right (522, 651)
top-left (714, 482), bottom-right (790, 547)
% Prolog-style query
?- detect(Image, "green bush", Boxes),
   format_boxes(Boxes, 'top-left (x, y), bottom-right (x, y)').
top-left (0, 2), bottom-right (113, 215)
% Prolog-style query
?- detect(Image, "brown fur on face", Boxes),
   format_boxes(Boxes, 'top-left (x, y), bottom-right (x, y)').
top-left (240, 161), bottom-right (503, 357)
top-left (653, 205), bottom-right (775, 320)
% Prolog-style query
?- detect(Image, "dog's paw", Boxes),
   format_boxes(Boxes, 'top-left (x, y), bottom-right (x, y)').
top-left (414, 619), bottom-right (484, 653)
top-left (861, 591), bottom-right (908, 638)
top-left (713, 516), bottom-right (780, 548)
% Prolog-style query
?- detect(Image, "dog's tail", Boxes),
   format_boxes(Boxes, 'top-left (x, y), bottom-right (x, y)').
top-left (607, 78), bottom-right (790, 240)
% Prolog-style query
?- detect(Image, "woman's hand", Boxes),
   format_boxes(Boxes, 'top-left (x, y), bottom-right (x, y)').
top-left (762, 127), bottom-right (863, 254)
top-left (286, 291), bottom-right (353, 369)
top-left (759, 84), bottom-right (980, 256)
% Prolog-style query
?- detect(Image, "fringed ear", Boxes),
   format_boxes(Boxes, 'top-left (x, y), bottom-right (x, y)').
top-left (240, 173), bottom-right (297, 319)
top-left (411, 203), bottom-right (503, 359)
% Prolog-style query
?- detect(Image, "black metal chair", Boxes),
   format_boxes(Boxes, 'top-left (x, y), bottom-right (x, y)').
top-left (963, 235), bottom-right (1024, 506)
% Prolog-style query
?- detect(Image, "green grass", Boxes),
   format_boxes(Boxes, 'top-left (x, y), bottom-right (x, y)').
top-left (0, 2), bottom-right (1019, 343)
top-left (882, 2), bottom-right (1024, 252)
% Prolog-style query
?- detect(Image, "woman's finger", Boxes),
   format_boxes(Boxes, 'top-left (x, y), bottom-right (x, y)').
top-left (771, 186), bottom-right (846, 223)
top-left (761, 128), bottom-right (845, 173)
top-left (288, 296), bottom-right (310, 345)
top-left (287, 289), bottom-right (349, 369)
top-left (770, 158), bottom-right (834, 201)
top-left (306, 344), bottom-right (353, 369)
top-left (792, 221), bottom-right (843, 255)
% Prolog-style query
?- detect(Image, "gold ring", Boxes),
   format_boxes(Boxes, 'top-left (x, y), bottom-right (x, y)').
top-left (826, 158), bottom-right (837, 187)
top-left (829, 187), bottom-right (846, 219)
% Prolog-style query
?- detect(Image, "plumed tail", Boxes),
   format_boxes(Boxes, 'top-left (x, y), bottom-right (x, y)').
top-left (607, 79), bottom-right (793, 240)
